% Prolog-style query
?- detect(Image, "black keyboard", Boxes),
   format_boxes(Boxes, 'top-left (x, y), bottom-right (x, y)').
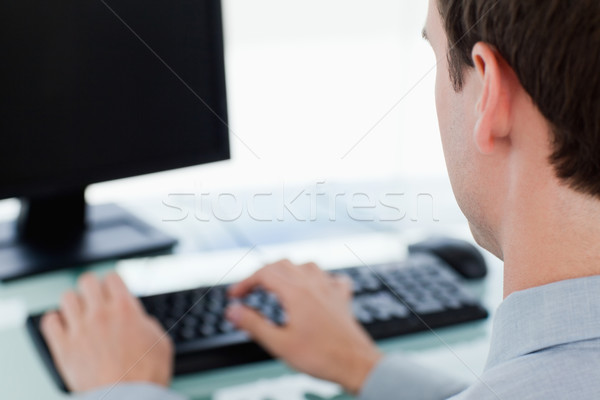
top-left (27, 252), bottom-right (488, 392)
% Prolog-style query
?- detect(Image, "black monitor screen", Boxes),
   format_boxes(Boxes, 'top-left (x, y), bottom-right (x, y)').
top-left (0, 0), bottom-right (230, 198)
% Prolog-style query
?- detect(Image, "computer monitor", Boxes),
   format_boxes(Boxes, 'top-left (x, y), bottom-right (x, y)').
top-left (0, 0), bottom-right (230, 281)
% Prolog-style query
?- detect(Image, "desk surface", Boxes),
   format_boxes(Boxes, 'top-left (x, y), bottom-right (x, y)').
top-left (0, 181), bottom-right (503, 400)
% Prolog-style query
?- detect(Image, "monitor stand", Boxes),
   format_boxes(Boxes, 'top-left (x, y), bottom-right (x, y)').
top-left (0, 188), bottom-right (177, 281)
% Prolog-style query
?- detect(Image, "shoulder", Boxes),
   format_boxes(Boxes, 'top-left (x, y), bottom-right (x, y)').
top-left (452, 339), bottom-right (600, 400)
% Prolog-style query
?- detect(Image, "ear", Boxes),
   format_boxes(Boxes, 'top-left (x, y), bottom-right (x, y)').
top-left (471, 42), bottom-right (512, 154)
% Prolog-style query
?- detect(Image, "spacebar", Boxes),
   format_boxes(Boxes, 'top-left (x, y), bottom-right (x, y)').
top-left (175, 331), bottom-right (251, 354)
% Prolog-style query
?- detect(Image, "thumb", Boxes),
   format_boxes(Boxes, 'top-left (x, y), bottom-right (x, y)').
top-left (226, 303), bottom-right (285, 353)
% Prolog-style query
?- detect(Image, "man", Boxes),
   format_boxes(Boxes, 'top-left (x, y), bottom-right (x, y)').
top-left (40, 0), bottom-right (600, 398)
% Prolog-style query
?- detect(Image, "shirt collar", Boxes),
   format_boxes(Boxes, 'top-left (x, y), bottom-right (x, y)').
top-left (485, 275), bottom-right (600, 370)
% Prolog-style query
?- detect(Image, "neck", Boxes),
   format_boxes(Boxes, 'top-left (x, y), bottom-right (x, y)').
top-left (501, 179), bottom-right (600, 298)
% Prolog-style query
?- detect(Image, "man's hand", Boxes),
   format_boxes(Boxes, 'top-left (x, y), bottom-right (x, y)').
top-left (40, 272), bottom-right (174, 392)
top-left (226, 260), bottom-right (382, 394)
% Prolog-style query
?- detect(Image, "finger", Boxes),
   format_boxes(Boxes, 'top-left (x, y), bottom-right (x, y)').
top-left (263, 259), bottom-right (297, 276)
top-left (40, 311), bottom-right (67, 358)
top-left (267, 258), bottom-right (295, 268)
top-left (262, 259), bottom-right (296, 278)
top-left (59, 290), bottom-right (83, 330)
top-left (104, 272), bottom-right (143, 312)
top-left (40, 313), bottom-right (74, 391)
top-left (78, 273), bottom-right (106, 311)
top-left (332, 274), bottom-right (353, 291)
top-left (332, 274), bottom-right (354, 300)
top-left (225, 304), bottom-right (285, 354)
top-left (148, 316), bottom-right (168, 336)
top-left (228, 264), bottom-right (293, 300)
top-left (147, 316), bottom-right (174, 352)
top-left (299, 262), bottom-right (323, 275)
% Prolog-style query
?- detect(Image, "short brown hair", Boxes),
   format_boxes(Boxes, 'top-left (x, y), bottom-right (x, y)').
top-left (437, 0), bottom-right (600, 197)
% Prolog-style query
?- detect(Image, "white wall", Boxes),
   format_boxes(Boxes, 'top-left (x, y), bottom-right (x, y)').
top-left (84, 0), bottom-right (444, 204)
top-left (5, 1), bottom-right (445, 207)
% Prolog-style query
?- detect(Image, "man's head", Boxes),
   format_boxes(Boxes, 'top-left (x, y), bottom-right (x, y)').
top-left (424, 0), bottom-right (600, 258)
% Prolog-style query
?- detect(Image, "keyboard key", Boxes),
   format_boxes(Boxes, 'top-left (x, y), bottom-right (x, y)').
top-left (208, 299), bottom-right (224, 314)
top-left (244, 292), bottom-right (263, 309)
top-left (182, 316), bottom-right (198, 327)
top-left (180, 326), bottom-right (196, 341)
top-left (352, 298), bottom-right (374, 324)
top-left (371, 307), bottom-right (393, 321)
top-left (162, 317), bottom-right (179, 333)
top-left (203, 313), bottom-right (218, 325)
top-left (199, 323), bottom-right (216, 337)
top-left (272, 309), bottom-right (287, 326)
top-left (412, 300), bottom-right (446, 314)
top-left (264, 292), bottom-right (280, 305)
top-left (355, 310), bottom-right (374, 324)
top-left (260, 304), bottom-right (276, 319)
top-left (220, 320), bottom-right (236, 333)
top-left (189, 302), bottom-right (204, 316)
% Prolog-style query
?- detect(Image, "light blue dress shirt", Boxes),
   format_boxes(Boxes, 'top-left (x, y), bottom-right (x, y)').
top-left (360, 275), bottom-right (600, 399)
top-left (80, 276), bottom-right (600, 400)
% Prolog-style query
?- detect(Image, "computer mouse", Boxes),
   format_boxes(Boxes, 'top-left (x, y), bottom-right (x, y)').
top-left (408, 236), bottom-right (488, 279)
